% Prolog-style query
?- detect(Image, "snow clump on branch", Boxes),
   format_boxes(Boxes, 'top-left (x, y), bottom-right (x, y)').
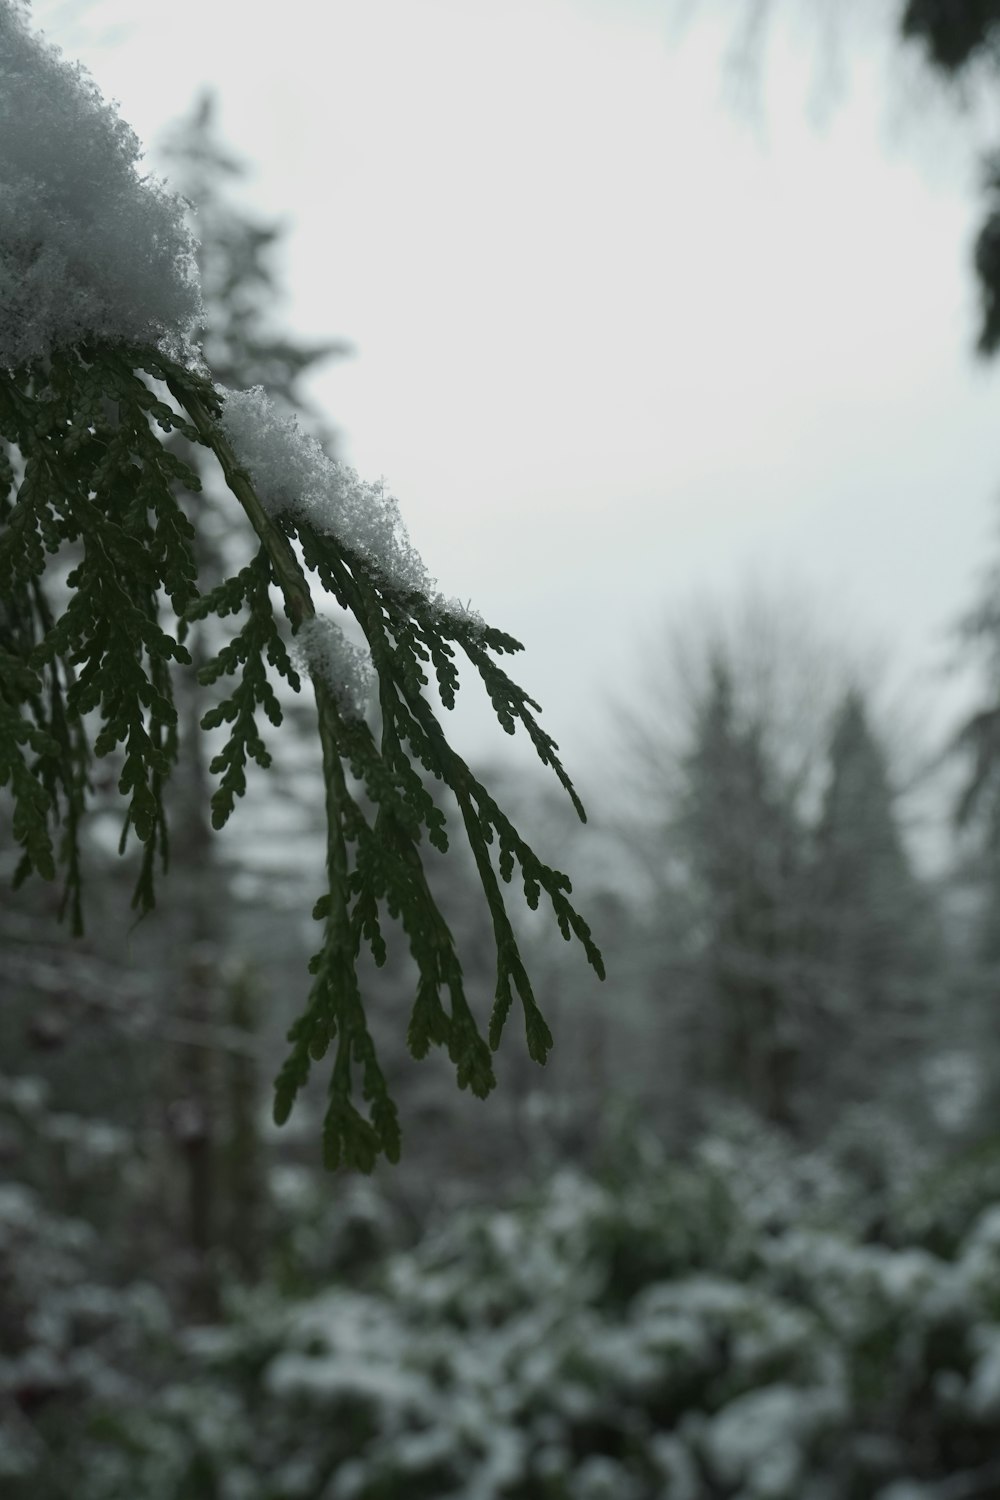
top-left (0, 0), bottom-right (202, 370)
top-left (219, 384), bottom-right (435, 599)
top-left (220, 385), bottom-right (487, 631)
top-left (292, 617), bottom-right (374, 720)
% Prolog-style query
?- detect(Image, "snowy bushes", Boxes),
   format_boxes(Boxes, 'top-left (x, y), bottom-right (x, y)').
top-left (0, 1073), bottom-right (173, 1496)
top-left (9, 1112), bottom-right (1000, 1499)
top-left (238, 1136), bottom-right (1000, 1498)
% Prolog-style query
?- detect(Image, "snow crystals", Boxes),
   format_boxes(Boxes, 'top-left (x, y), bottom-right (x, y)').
top-left (0, 1), bottom-right (202, 369)
top-left (219, 384), bottom-right (434, 599)
top-left (292, 616), bottom-right (373, 720)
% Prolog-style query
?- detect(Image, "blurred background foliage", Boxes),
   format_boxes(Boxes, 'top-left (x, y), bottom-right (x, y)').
top-left (10, 4), bottom-right (1000, 1492)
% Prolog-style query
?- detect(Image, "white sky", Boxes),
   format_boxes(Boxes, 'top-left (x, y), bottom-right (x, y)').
top-left (26, 0), bottom-right (1000, 825)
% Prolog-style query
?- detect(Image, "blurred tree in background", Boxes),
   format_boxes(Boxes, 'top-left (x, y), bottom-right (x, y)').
top-left (157, 92), bottom-right (349, 425)
top-left (808, 689), bottom-right (942, 1118)
top-left (621, 593), bottom-right (945, 1146)
top-left (675, 652), bottom-right (806, 1127)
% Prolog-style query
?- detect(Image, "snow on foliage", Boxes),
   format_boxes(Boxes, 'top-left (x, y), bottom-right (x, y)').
top-left (291, 616), bottom-right (373, 719)
top-left (701, 1382), bottom-right (847, 1495)
top-left (8, 1107), bottom-right (1000, 1496)
top-left (219, 384), bottom-right (435, 597)
top-left (0, 0), bottom-right (202, 369)
top-left (250, 1122), bottom-right (1000, 1498)
top-left (219, 383), bottom-right (488, 625)
top-left (0, 0), bottom-right (478, 629)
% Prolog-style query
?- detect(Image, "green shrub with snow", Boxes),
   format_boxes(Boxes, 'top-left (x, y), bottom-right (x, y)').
top-left (0, 1), bottom-right (602, 1171)
top-left (9, 1111), bottom-right (1000, 1500)
top-left (0, 1071), bottom-right (176, 1496)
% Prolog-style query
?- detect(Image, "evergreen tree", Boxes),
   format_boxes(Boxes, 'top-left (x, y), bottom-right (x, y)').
top-left (950, 531), bottom-right (1000, 1130)
top-left (953, 529), bottom-right (1000, 846)
top-left (676, 655), bottom-right (806, 1128)
top-left (625, 598), bottom-right (939, 1139)
top-left (805, 686), bottom-right (936, 1124)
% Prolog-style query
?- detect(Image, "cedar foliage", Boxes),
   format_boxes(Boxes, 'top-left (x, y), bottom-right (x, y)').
top-left (0, 342), bottom-right (603, 1170)
top-left (0, 3), bottom-right (603, 1169)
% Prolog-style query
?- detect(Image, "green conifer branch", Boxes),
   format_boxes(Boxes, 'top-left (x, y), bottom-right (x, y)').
top-left (0, 340), bottom-right (603, 1168)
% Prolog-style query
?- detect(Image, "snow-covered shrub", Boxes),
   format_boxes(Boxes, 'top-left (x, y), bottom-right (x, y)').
top-left (23, 1119), bottom-right (991, 1500)
top-left (0, 1179), bottom-right (175, 1496)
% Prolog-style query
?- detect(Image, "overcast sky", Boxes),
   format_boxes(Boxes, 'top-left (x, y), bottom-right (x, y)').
top-left (26, 0), bottom-right (1000, 825)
